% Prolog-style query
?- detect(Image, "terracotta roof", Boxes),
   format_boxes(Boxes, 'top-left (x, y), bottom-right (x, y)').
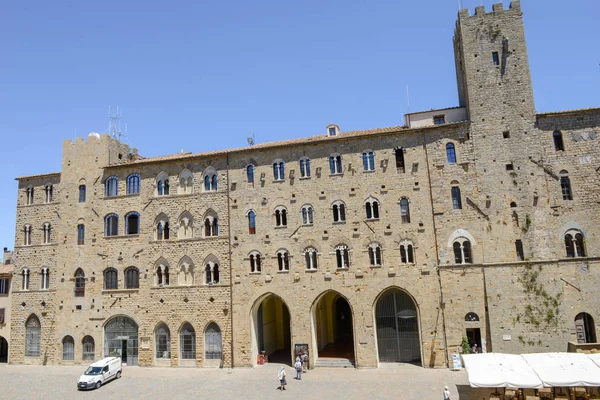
top-left (15, 171), bottom-right (61, 181)
top-left (106, 125), bottom-right (408, 168)
top-left (0, 264), bottom-right (14, 275)
top-left (537, 107), bottom-right (600, 117)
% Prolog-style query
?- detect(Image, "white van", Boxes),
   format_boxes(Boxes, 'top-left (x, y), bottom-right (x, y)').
top-left (77, 357), bottom-right (122, 390)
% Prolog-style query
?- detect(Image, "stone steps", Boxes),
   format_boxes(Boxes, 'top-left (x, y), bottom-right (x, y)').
top-left (314, 358), bottom-right (355, 368)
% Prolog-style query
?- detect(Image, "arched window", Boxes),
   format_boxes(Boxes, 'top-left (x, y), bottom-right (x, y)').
top-left (247, 210), bottom-right (256, 234)
top-left (453, 238), bottom-right (472, 264)
top-left (400, 198), bottom-right (411, 223)
top-left (22, 268), bottom-right (30, 290)
top-left (362, 150), bottom-right (375, 171)
top-left (155, 323), bottom-right (170, 359)
top-left (178, 257), bottom-right (195, 285)
top-left (205, 260), bottom-right (219, 285)
top-left (465, 312), bottom-right (480, 322)
top-left (77, 224), bottom-right (85, 245)
top-left (26, 186), bottom-right (34, 205)
top-left (125, 267), bottom-right (139, 289)
top-left (75, 268), bottom-right (85, 297)
top-left (42, 222), bottom-right (51, 244)
top-left (126, 174), bottom-right (141, 195)
top-left (177, 211), bottom-right (194, 240)
top-left (155, 260), bottom-right (170, 286)
top-left (249, 251), bottom-right (261, 273)
top-left (304, 247), bottom-right (318, 270)
top-left (105, 176), bottom-right (119, 197)
top-left (203, 168), bottom-right (218, 191)
top-left (23, 224), bottom-right (32, 245)
top-left (273, 160), bottom-right (285, 181)
top-left (553, 130), bottom-right (565, 151)
top-left (44, 184), bottom-right (53, 203)
top-left (575, 313), bottom-right (597, 343)
top-left (246, 165), bottom-right (255, 185)
top-left (25, 315), bottom-right (41, 357)
top-left (368, 243), bottom-right (382, 266)
top-left (299, 157), bottom-right (311, 178)
top-left (82, 336), bottom-right (95, 361)
top-left (63, 336), bottom-right (74, 360)
top-left (400, 241), bottom-right (415, 264)
top-left (178, 169), bottom-right (193, 194)
top-left (301, 205), bottom-right (314, 225)
top-left (451, 185), bottom-right (462, 210)
top-left (104, 268), bottom-right (118, 290)
top-left (365, 198), bottom-right (380, 220)
top-left (125, 212), bottom-right (140, 235)
top-left (332, 201), bottom-right (346, 223)
top-left (329, 153), bottom-right (343, 175)
top-left (104, 214), bottom-right (119, 236)
top-left (565, 230), bottom-right (586, 258)
top-left (335, 244), bottom-right (350, 269)
top-left (277, 249), bottom-right (290, 272)
top-left (155, 213), bottom-right (170, 241)
top-left (79, 185), bottom-right (86, 203)
top-left (446, 143), bottom-right (457, 164)
top-left (395, 147), bottom-right (405, 173)
top-left (41, 267), bottom-right (49, 290)
top-left (205, 323), bottom-right (222, 360)
top-left (274, 206), bottom-right (287, 227)
top-left (179, 323), bottom-right (196, 360)
top-left (156, 172), bottom-right (170, 196)
top-left (204, 212), bottom-right (219, 237)
top-left (560, 170), bottom-right (573, 200)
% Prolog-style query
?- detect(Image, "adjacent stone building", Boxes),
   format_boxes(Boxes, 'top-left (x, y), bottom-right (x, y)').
top-left (9, 1), bottom-right (600, 369)
top-left (0, 248), bottom-right (13, 362)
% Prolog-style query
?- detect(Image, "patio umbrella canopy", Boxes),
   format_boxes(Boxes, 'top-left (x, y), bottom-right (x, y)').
top-left (522, 353), bottom-right (600, 387)
top-left (588, 353), bottom-right (600, 369)
top-left (461, 353), bottom-right (543, 389)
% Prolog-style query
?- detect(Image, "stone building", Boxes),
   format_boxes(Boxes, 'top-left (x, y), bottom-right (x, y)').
top-left (8, 1), bottom-right (600, 369)
top-left (0, 248), bottom-right (13, 362)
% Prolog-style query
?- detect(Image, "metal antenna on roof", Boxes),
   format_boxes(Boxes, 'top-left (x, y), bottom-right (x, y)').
top-left (106, 106), bottom-right (127, 141)
top-left (247, 132), bottom-right (255, 146)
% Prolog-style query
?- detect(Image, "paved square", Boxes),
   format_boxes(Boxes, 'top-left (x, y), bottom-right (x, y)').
top-left (0, 363), bottom-right (496, 399)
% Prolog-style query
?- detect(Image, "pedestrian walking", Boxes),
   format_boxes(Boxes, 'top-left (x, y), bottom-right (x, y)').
top-left (294, 357), bottom-right (302, 380)
top-left (278, 367), bottom-right (287, 390)
top-left (443, 385), bottom-right (451, 400)
top-left (301, 352), bottom-right (308, 373)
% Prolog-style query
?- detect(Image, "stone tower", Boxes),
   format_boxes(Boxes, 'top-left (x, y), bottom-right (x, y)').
top-left (452, 1), bottom-right (549, 261)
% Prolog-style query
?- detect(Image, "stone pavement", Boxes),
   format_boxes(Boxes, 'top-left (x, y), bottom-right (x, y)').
top-left (0, 362), bottom-right (496, 399)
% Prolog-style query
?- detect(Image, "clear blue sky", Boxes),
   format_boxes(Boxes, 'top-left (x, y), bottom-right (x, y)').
top-left (0, 0), bottom-right (598, 251)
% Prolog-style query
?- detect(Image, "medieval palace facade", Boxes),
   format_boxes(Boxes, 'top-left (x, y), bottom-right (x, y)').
top-left (6, 2), bottom-right (600, 368)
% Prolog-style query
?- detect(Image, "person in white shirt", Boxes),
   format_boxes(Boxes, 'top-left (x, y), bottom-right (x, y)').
top-left (295, 357), bottom-right (302, 380)
top-left (443, 385), bottom-right (451, 400)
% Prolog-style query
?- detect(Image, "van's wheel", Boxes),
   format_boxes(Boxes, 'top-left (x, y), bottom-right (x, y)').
top-left (95, 381), bottom-right (101, 389)
top-left (116, 371), bottom-right (122, 379)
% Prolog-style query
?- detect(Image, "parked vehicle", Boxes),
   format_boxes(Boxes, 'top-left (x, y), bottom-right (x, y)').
top-left (77, 357), bottom-right (122, 390)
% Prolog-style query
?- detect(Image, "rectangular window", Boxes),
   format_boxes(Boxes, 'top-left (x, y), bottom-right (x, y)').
top-left (503, 131), bottom-right (510, 139)
top-left (451, 187), bottom-right (462, 210)
top-left (492, 52), bottom-right (499, 66)
top-left (0, 308), bottom-right (4, 324)
top-left (328, 127), bottom-right (336, 136)
top-left (433, 115), bottom-right (446, 125)
top-left (505, 163), bottom-right (514, 171)
top-left (77, 225), bottom-right (85, 245)
top-left (515, 240), bottom-right (524, 261)
top-left (395, 148), bottom-right (405, 173)
top-left (0, 278), bottom-right (8, 295)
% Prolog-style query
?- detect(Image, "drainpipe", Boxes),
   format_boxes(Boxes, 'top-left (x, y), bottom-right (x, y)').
top-left (422, 130), bottom-right (450, 368)
top-left (226, 152), bottom-right (234, 368)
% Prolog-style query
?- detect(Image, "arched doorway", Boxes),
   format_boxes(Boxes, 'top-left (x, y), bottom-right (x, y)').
top-left (0, 336), bottom-right (7, 363)
top-left (575, 313), bottom-right (597, 343)
top-left (204, 322), bottom-right (222, 367)
top-left (375, 288), bottom-right (421, 365)
top-left (252, 293), bottom-right (291, 365)
top-left (104, 316), bottom-right (139, 366)
top-left (312, 291), bottom-right (355, 364)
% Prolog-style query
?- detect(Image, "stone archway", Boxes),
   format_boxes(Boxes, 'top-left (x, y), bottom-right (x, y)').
top-left (374, 287), bottom-right (422, 365)
top-left (311, 291), bottom-right (355, 366)
top-left (104, 316), bottom-right (139, 366)
top-left (251, 293), bottom-right (292, 366)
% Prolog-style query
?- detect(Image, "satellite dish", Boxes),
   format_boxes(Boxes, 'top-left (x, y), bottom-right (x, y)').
top-left (88, 132), bottom-right (101, 139)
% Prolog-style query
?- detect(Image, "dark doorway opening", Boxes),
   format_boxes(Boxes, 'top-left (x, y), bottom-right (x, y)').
top-left (254, 294), bottom-right (292, 366)
top-left (0, 337), bottom-right (7, 363)
top-left (466, 328), bottom-right (482, 353)
top-left (314, 292), bottom-right (355, 361)
top-left (575, 313), bottom-right (597, 343)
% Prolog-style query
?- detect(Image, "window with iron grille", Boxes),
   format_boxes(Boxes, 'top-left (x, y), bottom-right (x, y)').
top-left (179, 323), bottom-right (196, 360)
top-left (63, 336), bottom-right (75, 360)
top-left (82, 336), bottom-right (95, 361)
